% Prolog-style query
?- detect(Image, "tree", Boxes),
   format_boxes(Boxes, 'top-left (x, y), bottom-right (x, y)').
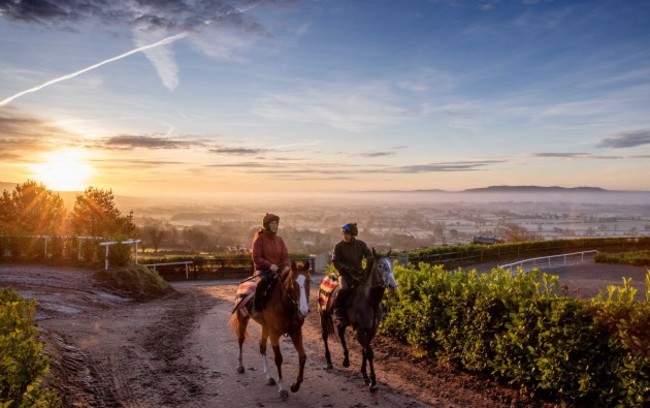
top-left (70, 187), bottom-right (135, 238)
top-left (0, 180), bottom-right (66, 235)
top-left (499, 223), bottom-right (539, 243)
top-left (145, 226), bottom-right (166, 253)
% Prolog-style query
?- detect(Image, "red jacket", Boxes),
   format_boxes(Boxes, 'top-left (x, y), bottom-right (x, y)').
top-left (252, 229), bottom-right (290, 271)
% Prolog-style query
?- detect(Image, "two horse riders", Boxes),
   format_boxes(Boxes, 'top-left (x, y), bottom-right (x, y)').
top-left (331, 223), bottom-right (373, 321)
top-left (251, 213), bottom-right (291, 317)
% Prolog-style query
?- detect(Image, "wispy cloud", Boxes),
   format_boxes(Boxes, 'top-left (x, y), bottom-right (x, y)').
top-left (529, 152), bottom-right (623, 160)
top-left (0, 32), bottom-right (187, 106)
top-left (253, 84), bottom-right (407, 132)
top-left (0, 0), bottom-right (290, 92)
top-left (597, 130), bottom-right (650, 149)
top-left (102, 135), bottom-right (201, 150)
top-left (210, 146), bottom-right (267, 155)
top-left (0, 0), bottom-right (277, 34)
top-left (359, 151), bottom-right (396, 158)
top-left (391, 160), bottom-right (505, 173)
top-left (0, 109), bottom-right (79, 153)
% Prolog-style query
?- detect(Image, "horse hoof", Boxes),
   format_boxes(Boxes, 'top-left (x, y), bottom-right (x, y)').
top-left (279, 389), bottom-right (289, 400)
top-left (325, 363), bottom-right (333, 370)
top-left (343, 359), bottom-right (350, 368)
top-left (363, 377), bottom-right (371, 386)
top-left (236, 366), bottom-right (245, 374)
top-left (290, 383), bottom-right (300, 393)
top-left (369, 383), bottom-right (378, 393)
top-left (266, 378), bottom-right (276, 386)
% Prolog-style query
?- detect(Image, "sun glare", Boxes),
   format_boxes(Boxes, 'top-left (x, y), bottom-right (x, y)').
top-left (32, 149), bottom-right (93, 191)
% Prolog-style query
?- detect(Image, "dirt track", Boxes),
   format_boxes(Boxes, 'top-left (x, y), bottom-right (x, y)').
top-left (1, 263), bottom-right (647, 407)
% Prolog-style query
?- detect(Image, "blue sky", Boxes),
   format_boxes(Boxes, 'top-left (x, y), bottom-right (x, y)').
top-left (1, 0), bottom-right (649, 195)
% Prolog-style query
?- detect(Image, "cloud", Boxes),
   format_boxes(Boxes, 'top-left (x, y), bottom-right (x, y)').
top-left (359, 151), bottom-right (396, 158)
top-left (529, 152), bottom-right (623, 160)
top-left (391, 160), bottom-right (505, 173)
top-left (210, 146), bottom-right (266, 155)
top-left (0, 1), bottom-right (292, 90)
top-left (206, 159), bottom-right (505, 175)
top-left (597, 130), bottom-right (650, 148)
top-left (103, 135), bottom-right (202, 150)
top-left (0, 109), bottom-right (79, 153)
top-left (253, 84), bottom-right (407, 132)
top-left (0, 0), bottom-right (279, 34)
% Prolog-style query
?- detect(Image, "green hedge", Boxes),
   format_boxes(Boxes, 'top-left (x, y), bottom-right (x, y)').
top-left (0, 288), bottom-right (61, 408)
top-left (596, 250), bottom-right (650, 267)
top-left (406, 237), bottom-right (650, 267)
top-left (381, 264), bottom-right (650, 406)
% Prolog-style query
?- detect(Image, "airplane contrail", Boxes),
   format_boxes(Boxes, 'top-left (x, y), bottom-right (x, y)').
top-left (0, 32), bottom-right (188, 108)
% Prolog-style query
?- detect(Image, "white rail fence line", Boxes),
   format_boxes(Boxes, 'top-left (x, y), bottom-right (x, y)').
top-left (98, 239), bottom-right (141, 270)
top-left (499, 250), bottom-right (599, 274)
top-left (142, 261), bottom-right (194, 279)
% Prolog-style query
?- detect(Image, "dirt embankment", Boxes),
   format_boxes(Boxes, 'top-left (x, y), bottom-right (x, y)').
top-left (3, 262), bottom-right (646, 407)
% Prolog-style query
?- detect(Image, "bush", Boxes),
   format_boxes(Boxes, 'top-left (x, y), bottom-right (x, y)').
top-left (94, 264), bottom-right (175, 301)
top-left (0, 288), bottom-right (61, 407)
top-left (381, 264), bottom-right (650, 405)
top-left (595, 250), bottom-right (650, 267)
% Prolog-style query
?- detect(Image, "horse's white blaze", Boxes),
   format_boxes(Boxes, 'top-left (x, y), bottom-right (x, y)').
top-left (296, 274), bottom-right (310, 316)
top-left (378, 258), bottom-right (398, 291)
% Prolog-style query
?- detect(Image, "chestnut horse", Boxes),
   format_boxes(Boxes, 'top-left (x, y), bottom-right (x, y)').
top-left (319, 249), bottom-right (397, 391)
top-left (229, 260), bottom-right (311, 400)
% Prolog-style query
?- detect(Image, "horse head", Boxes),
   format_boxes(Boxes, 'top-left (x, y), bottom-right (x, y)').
top-left (287, 260), bottom-right (311, 318)
top-left (371, 247), bottom-right (398, 295)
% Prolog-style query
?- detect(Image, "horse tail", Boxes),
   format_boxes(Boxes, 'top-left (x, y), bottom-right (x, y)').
top-left (229, 312), bottom-right (248, 339)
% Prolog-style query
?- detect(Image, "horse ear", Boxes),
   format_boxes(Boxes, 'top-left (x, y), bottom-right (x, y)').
top-left (387, 247), bottom-right (392, 257)
top-left (372, 247), bottom-right (377, 257)
top-left (291, 260), bottom-right (297, 270)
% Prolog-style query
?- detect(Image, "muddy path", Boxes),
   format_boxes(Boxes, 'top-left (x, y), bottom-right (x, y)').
top-left (1, 265), bottom-right (543, 407)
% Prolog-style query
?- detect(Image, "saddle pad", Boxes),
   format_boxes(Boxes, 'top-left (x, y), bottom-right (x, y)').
top-left (318, 274), bottom-right (339, 311)
top-left (233, 280), bottom-right (257, 315)
top-left (236, 280), bottom-right (257, 297)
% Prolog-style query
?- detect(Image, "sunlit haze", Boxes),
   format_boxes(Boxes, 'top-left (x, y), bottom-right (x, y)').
top-left (30, 149), bottom-right (93, 191)
top-left (1, 1), bottom-right (649, 197)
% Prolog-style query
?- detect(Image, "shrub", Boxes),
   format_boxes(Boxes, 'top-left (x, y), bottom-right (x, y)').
top-left (0, 288), bottom-right (61, 407)
top-left (595, 250), bottom-right (650, 267)
top-left (380, 265), bottom-right (650, 405)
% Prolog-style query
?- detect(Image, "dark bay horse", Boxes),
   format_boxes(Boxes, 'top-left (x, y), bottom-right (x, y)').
top-left (229, 260), bottom-right (311, 400)
top-left (319, 248), bottom-right (398, 391)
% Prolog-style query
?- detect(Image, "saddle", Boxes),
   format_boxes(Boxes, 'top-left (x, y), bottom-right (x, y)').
top-left (232, 274), bottom-right (278, 317)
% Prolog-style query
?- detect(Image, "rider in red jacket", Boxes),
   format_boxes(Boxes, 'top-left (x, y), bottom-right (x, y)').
top-left (251, 213), bottom-right (290, 315)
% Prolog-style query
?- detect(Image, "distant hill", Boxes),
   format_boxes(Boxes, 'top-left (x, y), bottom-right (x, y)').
top-left (359, 185), bottom-right (614, 194)
top-left (463, 185), bottom-right (611, 193)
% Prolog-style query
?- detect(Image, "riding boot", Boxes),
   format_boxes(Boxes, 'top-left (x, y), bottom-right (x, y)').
top-left (252, 271), bottom-right (269, 317)
top-left (332, 288), bottom-right (351, 320)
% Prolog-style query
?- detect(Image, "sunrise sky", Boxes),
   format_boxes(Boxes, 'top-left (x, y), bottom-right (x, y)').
top-left (1, 0), bottom-right (649, 196)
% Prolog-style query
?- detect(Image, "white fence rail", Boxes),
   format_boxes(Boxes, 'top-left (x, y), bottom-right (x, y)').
top-left (143, 261), bottom-right (194, 279)
top-left (499, 250), bottom-right (599, 274)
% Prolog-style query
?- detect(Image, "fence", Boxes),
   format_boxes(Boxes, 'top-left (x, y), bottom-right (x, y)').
top-left (499, 250), bottom-right (599, 274)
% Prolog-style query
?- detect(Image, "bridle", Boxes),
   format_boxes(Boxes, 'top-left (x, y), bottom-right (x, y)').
top-left (348, 257), bottom-right (393, 289)
top-left (281, 268), bottom-right (311, 318)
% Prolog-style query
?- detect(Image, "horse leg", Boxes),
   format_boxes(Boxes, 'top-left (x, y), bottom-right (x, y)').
top-left (360, 348), bottom-right (370, 385)
top-left (289, 330), bottom-right (306, 393)
top-left (259, 325), bottom-right (275, 386)
top-left (270, 334), bottom-right (289, 400)
top-left (337, 322), bottom-right (350, 368)
top-left (366, 345), bottom-right (378, 392)
top-left (236, 313), bottom-right (249, 373)
top-left (320, 311), bottom-right (333, 369)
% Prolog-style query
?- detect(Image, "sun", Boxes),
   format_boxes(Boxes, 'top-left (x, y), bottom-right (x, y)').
top-left (31, 149), bottom-right (93, 191)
